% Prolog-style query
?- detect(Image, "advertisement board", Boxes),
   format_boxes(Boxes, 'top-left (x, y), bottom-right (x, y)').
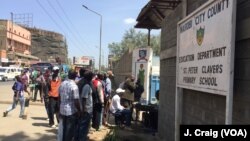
top-left (74, 56), bottom-right (91, 66)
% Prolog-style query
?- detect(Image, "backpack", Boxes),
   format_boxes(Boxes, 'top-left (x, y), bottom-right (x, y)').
top-left (12, 82), bottom-right (17, 91)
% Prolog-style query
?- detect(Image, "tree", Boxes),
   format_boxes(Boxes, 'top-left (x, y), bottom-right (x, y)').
top-left (108, 28), bottom-right (160, 61)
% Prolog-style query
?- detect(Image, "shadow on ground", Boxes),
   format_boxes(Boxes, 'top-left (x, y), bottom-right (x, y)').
top-left (32, 122), bottom-right (50, 128)
top-left (31, 117), bottom-right (47, 120)
top-left (0, 132), bottom-right (56, 141)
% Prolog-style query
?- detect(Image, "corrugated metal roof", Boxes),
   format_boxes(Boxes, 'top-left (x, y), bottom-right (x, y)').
top-left (135, 0), bottom-right (181, 29)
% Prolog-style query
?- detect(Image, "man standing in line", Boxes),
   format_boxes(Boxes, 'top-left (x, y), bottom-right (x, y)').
top-left (58, 70), bottom-right (81, 141)
top-left (92, 74), bottom-right (104, 131)
top-left (103, 71), bottom-right (112, 125)
top-left (76, 70), bottom-right (94, 141)
top-left (48, 67), bottom-right (61, 127)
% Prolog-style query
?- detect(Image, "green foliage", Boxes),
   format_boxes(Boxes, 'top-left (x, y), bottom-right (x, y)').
top-left (108, 28), bottom-right (160, 61)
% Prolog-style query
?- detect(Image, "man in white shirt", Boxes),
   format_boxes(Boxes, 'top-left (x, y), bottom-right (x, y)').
top-left (110, 88), bottom-right (131, 127)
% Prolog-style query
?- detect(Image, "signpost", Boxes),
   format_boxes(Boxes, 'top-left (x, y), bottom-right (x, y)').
top-left (175, 0), bottom-right (236, 140)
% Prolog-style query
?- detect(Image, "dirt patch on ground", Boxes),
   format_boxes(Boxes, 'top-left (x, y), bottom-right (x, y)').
top-left (87, 120), bottom-right (159, 141)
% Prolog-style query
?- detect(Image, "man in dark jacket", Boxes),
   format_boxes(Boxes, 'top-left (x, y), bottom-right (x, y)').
top-left (120, 75), bottom-right (136, 109)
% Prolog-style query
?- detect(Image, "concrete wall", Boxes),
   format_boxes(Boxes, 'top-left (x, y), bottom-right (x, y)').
top-left (158, 4), bottom-right (182, 140)
top-left (233, 0), bottom-right (250, 124)
top-left (159, 0), bottom-right (250, 140)
top-left (112, 50), bottom-right (133, 89)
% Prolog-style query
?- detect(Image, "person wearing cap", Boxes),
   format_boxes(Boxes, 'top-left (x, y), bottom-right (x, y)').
top-left (110, 88), bottom-right (132, 127)
top-left (48, 67), bottom-right (61, 127)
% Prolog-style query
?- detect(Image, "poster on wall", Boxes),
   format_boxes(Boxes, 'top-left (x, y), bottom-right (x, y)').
top-left (135, 62), bottom-right (147, 88)
top-left (177, 0), bottom-right (236, 95)
top-left (132, 48), bottom-right (153, 102)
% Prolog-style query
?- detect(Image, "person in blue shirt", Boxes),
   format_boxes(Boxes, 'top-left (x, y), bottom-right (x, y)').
top-left (3, 75), bottom-right (25, 118)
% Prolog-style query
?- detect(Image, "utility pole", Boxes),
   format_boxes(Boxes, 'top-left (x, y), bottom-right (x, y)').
top-left (82, 5), bottom-right (102, 72)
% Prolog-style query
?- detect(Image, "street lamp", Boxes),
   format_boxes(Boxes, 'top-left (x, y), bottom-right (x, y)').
top-left (82, 5), bottom-right (102, 72)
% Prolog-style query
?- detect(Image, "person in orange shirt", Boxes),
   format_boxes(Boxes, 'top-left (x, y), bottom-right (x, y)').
top-left (48, 67), bottom-right (61, 127)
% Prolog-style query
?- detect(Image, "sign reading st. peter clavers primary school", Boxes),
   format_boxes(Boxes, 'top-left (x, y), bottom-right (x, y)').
top-left (177, 0), bottom-right (235, 95)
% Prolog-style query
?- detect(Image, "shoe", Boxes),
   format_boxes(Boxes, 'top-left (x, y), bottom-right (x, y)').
top-left (96, 126), bottom-right (106, 131)
top-left (100, 126), bottom-right (107, 130)
top-left (19, 115), bottom-right (23, 118)
top-left (22, 115), bottom-right (27, 120)
top-left (89, 127), bottom-right (96, 132)
top-left (3, 111), bottom-right (8, 117)
top-left (51, 125), bottom-right (56, 128)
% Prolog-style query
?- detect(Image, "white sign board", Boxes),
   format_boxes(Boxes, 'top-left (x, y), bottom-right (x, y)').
top-left (177, 0), bottom-right (236, 95)
top-left (74, 56), bottom-right (91, 66)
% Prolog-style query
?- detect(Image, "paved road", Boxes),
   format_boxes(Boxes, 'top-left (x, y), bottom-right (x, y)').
top-left (0, 104), bottom-right (57, 141)
top-left (0, 81), bottom-right (16, 104)
top-left (0, 82), bottom-right (56, 141)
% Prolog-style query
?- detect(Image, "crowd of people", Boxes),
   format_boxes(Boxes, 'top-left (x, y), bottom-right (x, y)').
top-left (2, 65), bottom-right (148, 141)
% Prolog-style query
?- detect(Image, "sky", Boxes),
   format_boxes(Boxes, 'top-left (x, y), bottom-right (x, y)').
top-left (0, 0), bottom-right (160, 68)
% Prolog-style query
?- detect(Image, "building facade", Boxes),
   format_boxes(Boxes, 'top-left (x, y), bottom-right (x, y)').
top-left (25, 27), bottom-right (68, 64)
top-left (0, 20), bottom-right (39, 66)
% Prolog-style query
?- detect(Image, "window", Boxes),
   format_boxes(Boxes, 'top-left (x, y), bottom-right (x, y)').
top-left (0, 68), bottom-right (6, 72)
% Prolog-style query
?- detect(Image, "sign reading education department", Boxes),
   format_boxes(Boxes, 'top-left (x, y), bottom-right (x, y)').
top-left (177, 0), bottom-right (235, 95)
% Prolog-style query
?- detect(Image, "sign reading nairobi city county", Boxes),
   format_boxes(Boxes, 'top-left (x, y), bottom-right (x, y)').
top-left (177, 0), bottom-right (235, 95)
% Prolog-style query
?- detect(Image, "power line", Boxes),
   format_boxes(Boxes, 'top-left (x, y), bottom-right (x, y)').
top-left (55, 0), bottom-right (95, 51)
top-left (45, 0), bottom-right (90, 55)
top-left (36, 0), bottom-right (67, 35)
top-left (36, 0), bottom-right (80, 55)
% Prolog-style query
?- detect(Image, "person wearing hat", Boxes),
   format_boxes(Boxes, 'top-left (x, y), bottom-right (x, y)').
top-left (110, 88), bottom-right (132, 128)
